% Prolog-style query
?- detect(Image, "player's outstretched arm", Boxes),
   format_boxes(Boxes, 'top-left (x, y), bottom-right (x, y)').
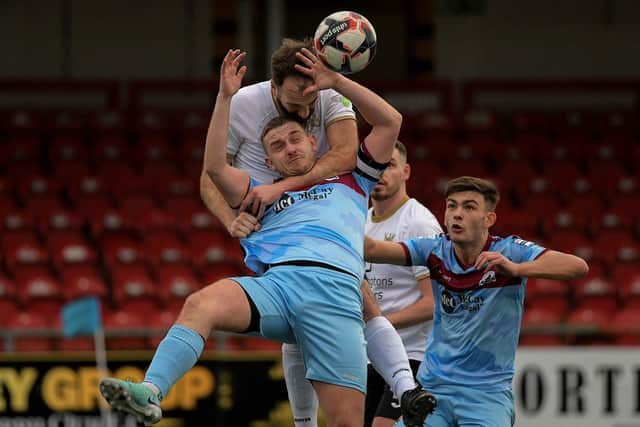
top-left (474, 250), bottom-right (589, 280)
top-left (295, 48), bottom-right (401, 164)
top-left (364, 236), bottom-right (409, 265)
top-left (203, 49), bottom-right (251, 208)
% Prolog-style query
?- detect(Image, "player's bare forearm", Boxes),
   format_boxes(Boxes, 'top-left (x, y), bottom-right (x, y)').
top-left (517, 250), bottom-right (589, 280)
top-left (364, 236), bottom-right (409, 265)
top-left (332, 75), bottom-right (401, 164)
top-left (385, 278), bottom-right (434, 329)
top-left (199, 171), bottom-right (237, 232)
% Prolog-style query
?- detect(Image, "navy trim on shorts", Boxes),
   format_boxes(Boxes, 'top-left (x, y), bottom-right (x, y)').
top-left (266, 260), bottom-right (359, 280)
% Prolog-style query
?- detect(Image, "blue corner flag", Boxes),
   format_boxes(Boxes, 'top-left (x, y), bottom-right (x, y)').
top-left (61, 296), bottom-right (103, 338)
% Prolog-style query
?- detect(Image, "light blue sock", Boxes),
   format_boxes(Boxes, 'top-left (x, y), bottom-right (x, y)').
top-left (144, 325), bottom-right (205, 399)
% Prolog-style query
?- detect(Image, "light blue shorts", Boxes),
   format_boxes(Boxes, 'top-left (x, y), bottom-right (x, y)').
top-left (231, 265), bottom-right (367, 393)
top-left (394, 386), bottom-right (515, 427)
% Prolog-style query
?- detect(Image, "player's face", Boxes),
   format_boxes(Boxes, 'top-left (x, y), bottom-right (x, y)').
top-left (371, 148), bottom-right (408, 201)
top-left (274, 76), bottom-right (318, 121)
top-left (263, 121), bottom-right (317, 177)
top-left (444, 191), bottom-right (495, 244)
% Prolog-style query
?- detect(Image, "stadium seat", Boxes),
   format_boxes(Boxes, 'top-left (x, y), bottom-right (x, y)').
top-left (91, 137), bottom-right (130, 163)
top-left (48, 137), bottom-right (88, 163)
top-left (100, 233), bottom-right (144, 267)
top-left (566, 304), bottom-right (613, 345)
top-left (520, 305), bottom-right (566, 346)
top-left (460, 109), bottom-right (500, 143)
top-left (548, 230), bottom-right (595, 263)
top-left (16, 175), bottom-right (63, 203)
top-left (87, 110), bottom-right (126, 138)
top-left (143, 231), bottom-right (189, 268)
top-left (127, 208), bottom-right (178, 235)
top-left (613, 264), bottom-right (640, 308)
top-left (525, 277), bottom-right (570, 302)
top-left (118, 194), bottom-right (157, 220)
top-left (38, 209), bottom-right (84, 235)
top-left (161, 176), bottom-right (197, 199)
top-left (89, 209), bottom-right (129, 239)
top-left (190, 230), bottom-right (233, 267)
top-left (53, 160), bottom-right (91, 184)
top-left (103, 309), bottom-right (148, 350)
top-left (25, 196), bottom-right (66, 220)
top-left (135, 139), bottom-right (176, 164)
top-left (572, 266), bottom-right (616, 304)
top-left (593, 230), bottom-right (640, 265)
top-left (511, 111), bottom-right (551, 140)
top-left (607, 307), bottom-right (640, 346)
top-left (6, 311), bottom-right (55, 351)
top-left (141, 161), bottom-right (180, 183)
top-left (61, 265), bottom-right (108, 301)
top-left (0, 273), bottom-right (18, 326)
top-left (48, 232), bottom-right (97, 269)
top-left (110, 264), bottom-right (157, 313)
top-left (3, 239), bottom-right (49, 273)
top-left (414, 111), bottom-right (456, 143)
top-left (199, 263), bottom-right (245, 285)
top-left (73, 194), bottom-right (114, 220)
top-left (14, 266), bottom-right (63, 322)
top-left (155, 264), bottom-right (201, 312)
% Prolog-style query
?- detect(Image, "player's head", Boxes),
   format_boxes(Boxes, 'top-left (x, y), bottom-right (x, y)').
top-left (444, 176), bottom-right (499, 244)
top-left (371, 141), bottom-right (409, 202)
top-left (271, 38), bottom-right (318, 121)
top-left (261, 116), bottom-right (318, 177)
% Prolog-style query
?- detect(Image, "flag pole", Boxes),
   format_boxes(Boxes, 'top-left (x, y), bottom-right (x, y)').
top-left (94, 326), bottom-right (113, 427)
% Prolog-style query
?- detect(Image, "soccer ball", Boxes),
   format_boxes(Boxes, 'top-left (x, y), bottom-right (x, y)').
top-left (313, 11), bottom-right (377, 75)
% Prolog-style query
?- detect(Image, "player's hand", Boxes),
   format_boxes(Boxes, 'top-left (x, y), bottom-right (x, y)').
top-left (294, 48), bottom-right (341, 96)
top-left (474, 251), bottom-right (520, 277)
top-left (228, 212), bottom-right (261, 238)
top-left (238, 183), bottom-right (285, 219)
top-left (219, 49), bottom-right (247, 97)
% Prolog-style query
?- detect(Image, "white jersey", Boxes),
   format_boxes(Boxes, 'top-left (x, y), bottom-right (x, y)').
top-left (227, 80), bottom-right (356, 183)
top-left (365, 197), bottom-right (442, 360)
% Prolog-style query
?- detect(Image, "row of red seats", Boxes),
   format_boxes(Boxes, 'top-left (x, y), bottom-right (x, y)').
top-left (2, 309), bottom-right (279, 352)
top-left (2, 109), bottom-right (638, 138)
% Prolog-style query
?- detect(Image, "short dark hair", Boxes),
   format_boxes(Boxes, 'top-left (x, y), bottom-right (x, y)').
top-left (260, 116), bottom-right (304, 148)
top-left (395, 141), bottom-right (407, 163)
top-left (271, 38), bottom-right (315, 86)
top-left (444, 176), bottom-right (500, 211)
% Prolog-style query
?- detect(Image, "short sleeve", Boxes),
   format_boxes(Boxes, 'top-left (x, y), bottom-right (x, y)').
top-left (402, 237), bottom-right (439, 267)
top-left (507, 236), bottom-right (547, 263)
top-left (322, 89), bottom-right (356, 125)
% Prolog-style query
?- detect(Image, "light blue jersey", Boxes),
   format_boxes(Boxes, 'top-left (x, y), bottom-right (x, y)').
top-left (401, 235), bottom-right (546, 392)
top-left (240, 145), bottom-right (388, 281)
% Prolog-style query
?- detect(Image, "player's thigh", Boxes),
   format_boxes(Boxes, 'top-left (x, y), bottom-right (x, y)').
top-left (392, 410), bottom-right (451, 427)
top-left (178, 278), bottom-right (252, 334)
top-left (312, 380), bottom-right (365, 427)
top-left (456, 389), bottom-right (515, 427)
top-left (228, 274), bottom-right (295, 342)
top-left (361, 279), bottom-right (381, 322)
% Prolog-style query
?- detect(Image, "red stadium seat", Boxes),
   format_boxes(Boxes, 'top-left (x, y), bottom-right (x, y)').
top-left (593, 230), bottom-right (640, 265)
top-left (190, 230), bottom-right (233, 267)
top-left (0, 274), bottom-right (18, 326)
top-left (135, 139), bottom-right (176, 163)
top-left (91, 137), bottom-right (130, 163)
top-left (48, 138), bottom-right (88, 163)
top-left (199, 263), bottom-right (244, 285)
top-left (48, 233), bottom-right (97, 269)
top-left (17, 175), bottom-right (63, 203)
top-left (155, 264), bottom-right (200, 312)
top-left (73, 194), bottom-right (114, 219)
top-left (526, 277), bottom-right (570, 301)
top-left (572, 267), bottom-right (616, 304)
top-left (14, 266), bottom-right (62, 322)
top-left (53, 161), bottom-right (91, 184)
top-left (61, 265), bottom-right (108, 301)
top-left (127, 208), bottom-right (178, 235)
top-left (101, 234), bottom-right (144, 267)
top-left (7, 311), bottom-right (55, 351)
top-left (111, 264), bottom-right (157, 313)
top-left (89, 209), bottom-right (129, 239)
top-left (607, 307), bottom-right (640, 346)
top-left (87, 110), bottom-right (126, 137)
top-left (118, 194), bottom-right (157, 220)
top-left (25, 196), bottom-right (66, 220)
top-left (38, 209), bottom-right (84, 235)
top-left (3, 239), bottom-right (49, 272)
top-left (0, 137), bottom-right (40, 168)
top-left (520, 306), bottom-right (565, 347)
top-left (143, 231), bottom-right (189, 268)
top-left (414, 111), bottom-right (455, 143)
top-left (1, 209), bottom-right (36, 234)
top-left (103, 309), bottom-right (148, 350)
top-left (511, 111), bottom-right (551, 138)
top-left (566, 304), bottom-right (613, 345)
top-left (161, 176), bottom-right (198, 198)
top-left (613, 264), bottom-right (640, 307)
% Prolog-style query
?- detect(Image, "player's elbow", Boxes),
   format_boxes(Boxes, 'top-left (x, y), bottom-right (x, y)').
top-left (571, 257), bottom-right (589, 279)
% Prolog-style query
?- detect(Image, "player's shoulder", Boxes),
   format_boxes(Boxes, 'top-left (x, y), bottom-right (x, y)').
top-left (404, 199), bottom-right (441, 227)
top-left (492, 235), bottom-right (539, 249)
top-left (235, 81), bottom-right (271, 104)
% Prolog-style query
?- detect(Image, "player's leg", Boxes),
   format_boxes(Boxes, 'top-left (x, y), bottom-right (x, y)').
top-left (282, 342), bottom-right (319, 427)
top-left (361, 280), bottom-right (436, 426)
top-left (365, 364), bottom-right (388, 427)
top-left (100, 278), bottom-right (253, 425)
top-left (313, 381), bottom-right (365, 427)
top-left (372, 360), bottom-right (421, 427)
top-left (456, 388), bottom-right (515, 427)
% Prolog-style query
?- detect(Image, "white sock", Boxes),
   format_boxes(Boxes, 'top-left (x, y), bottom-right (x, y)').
top-left (365, 316), bottom-right (416, 400)
top-left (282, 343), bottom-right (319, 427)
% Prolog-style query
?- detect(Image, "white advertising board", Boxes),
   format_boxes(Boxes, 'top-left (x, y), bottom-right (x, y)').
top-left (513, 348), bottom-right (640, 427)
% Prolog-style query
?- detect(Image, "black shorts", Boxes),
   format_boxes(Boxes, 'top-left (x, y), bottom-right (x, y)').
top-left (364, 359), bottom-right (422, 427)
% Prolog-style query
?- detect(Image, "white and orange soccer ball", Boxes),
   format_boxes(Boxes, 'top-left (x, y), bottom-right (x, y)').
top-left (313, 11), bottom-right (377, 75)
